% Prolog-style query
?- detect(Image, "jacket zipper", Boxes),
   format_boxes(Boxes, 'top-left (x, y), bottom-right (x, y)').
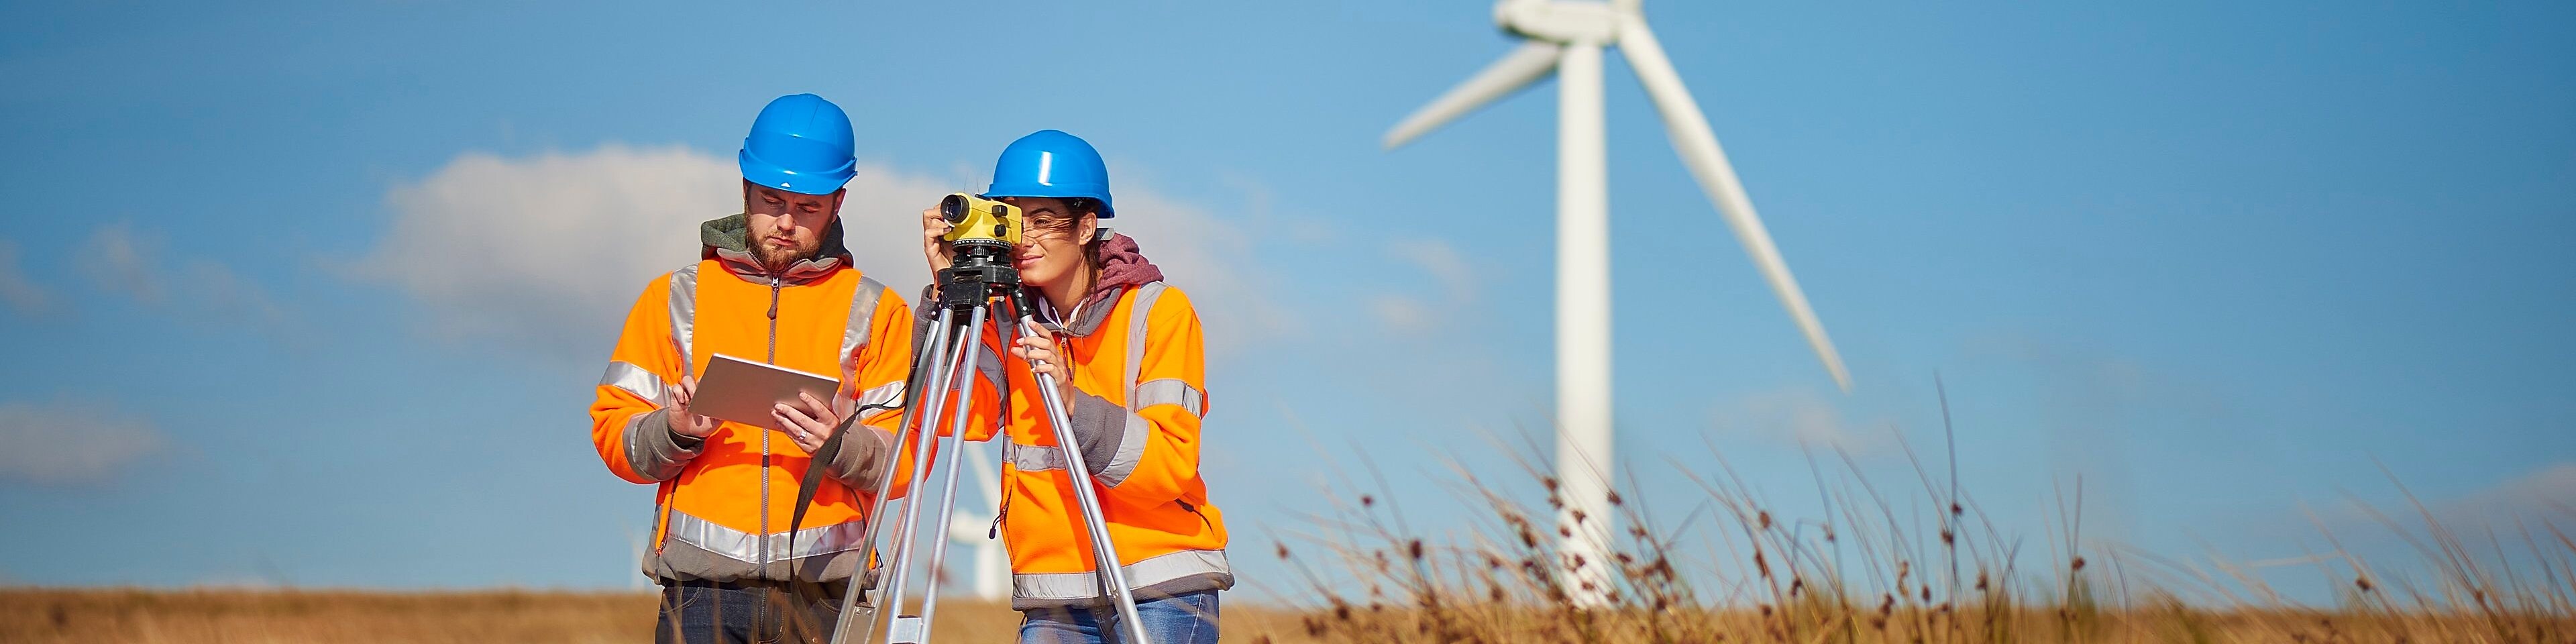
top-left (987, 479), bottom-right (1012, 539)
top-left (760, 275), bottom-right (781, 573)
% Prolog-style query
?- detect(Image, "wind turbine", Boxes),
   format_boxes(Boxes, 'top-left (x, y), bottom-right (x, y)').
top-left (944, 441), bottom-right (1010, 600)
top-left (1383, 0), bottom-right (1850, 604)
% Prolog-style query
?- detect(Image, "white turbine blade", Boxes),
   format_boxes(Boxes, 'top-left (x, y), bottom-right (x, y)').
top-left (1617, 14), bottom-right (1852, 391)
top-left (1383, 40), bottom-right (1564, 150)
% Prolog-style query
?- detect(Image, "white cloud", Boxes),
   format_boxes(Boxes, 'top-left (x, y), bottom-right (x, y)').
top-left (1391, 238), bottom-right (1475, 303)
top-left (86, 223), bottom-right (158, 299)
top-left (77, 223), bottom-right (284, 324)
top-left (1364, 237), bottom-right (1480, 335)
top-left (1368, 293), bottom-right (1434, 332)
top-left (0, 399), bottom-right (164, 485)
top-left (0, 239), bottom-right (49, 315)
top-left (2301, 461), bottom-right (2576, 541)
top-left (1713, 386), bottom-right (1886, 452)
top-left (358, 144), bottom-right (1285, 358)
top-left (2447, 462), bottom-right (2576, 520)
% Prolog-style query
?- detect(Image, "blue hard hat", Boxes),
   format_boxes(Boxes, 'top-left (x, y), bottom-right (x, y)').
top-left (739, 94), bottom-right (857, 196)
top-left (983, 129), bottom-right (1114, 217)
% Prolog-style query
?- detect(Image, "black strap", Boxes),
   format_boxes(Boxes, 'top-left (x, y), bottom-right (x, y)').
top-left (786, 322), bottom-right (941, 564)
top-left (787, 401), bottom-right (901, 550)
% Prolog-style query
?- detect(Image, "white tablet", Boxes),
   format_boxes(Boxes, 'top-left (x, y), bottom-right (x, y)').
top-left (692, 353), bottom-right (841, 431)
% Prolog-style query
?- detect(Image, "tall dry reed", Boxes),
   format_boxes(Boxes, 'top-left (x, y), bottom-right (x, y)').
top-left (1263, 392), bottom-right (2574, 644)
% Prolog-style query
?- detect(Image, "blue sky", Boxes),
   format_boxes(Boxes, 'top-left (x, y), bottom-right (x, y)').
top-left (1, 0), bottom-right (2569, 603)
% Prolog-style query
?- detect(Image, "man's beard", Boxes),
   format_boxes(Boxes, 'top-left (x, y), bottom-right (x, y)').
top-left (754, 235), bottom-right (824, 272)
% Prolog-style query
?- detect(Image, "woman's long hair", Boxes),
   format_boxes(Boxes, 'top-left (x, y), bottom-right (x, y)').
top-left (1065, 197), bottom-right (1110, 298)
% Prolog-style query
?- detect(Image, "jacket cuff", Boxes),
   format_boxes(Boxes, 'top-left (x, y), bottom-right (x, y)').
top-left (625, 409), bottom-right (700, 481)
top-left (1067, 392), bottom-right (1125, 477)
top-left (910, 284), bottom-right (938, 348)
top-left (826, 424), bottom-right (897, 490)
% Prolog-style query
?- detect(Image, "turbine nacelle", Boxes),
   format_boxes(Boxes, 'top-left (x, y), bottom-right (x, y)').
top-left (1393, 0), bottom-right (1853, 392)
top-left (1494, 0), bottom-right (1621, 46)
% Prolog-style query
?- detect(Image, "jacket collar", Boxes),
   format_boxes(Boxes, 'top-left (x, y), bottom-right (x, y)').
top-left (698, 213), bottom-right (850, 284)
top-left (1026, 285), bottom-right (1126, 338)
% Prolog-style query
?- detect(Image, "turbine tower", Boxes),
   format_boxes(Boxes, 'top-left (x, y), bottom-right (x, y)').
top-left (1383, 0), bottom-right (1851, 604)
top-left (944, 441), bottom-right (1010, 600)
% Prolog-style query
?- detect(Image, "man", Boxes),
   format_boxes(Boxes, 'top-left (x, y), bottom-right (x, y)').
top-left (590, 93), bottom-right (914, 644)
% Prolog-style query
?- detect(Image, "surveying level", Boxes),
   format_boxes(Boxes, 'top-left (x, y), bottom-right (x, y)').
top-left (820, 193), bottom-right (1157, 644)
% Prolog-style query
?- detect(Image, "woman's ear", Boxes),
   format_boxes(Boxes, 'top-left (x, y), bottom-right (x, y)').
top-left (1075, 213), bottom-right (1100, 244)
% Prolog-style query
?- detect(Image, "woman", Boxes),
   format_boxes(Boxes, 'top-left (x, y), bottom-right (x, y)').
top-left (919, 129), bottom-right (1231, 643)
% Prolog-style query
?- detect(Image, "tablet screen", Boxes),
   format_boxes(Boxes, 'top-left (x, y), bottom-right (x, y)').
top-left (690, 354), bottom-right (841, 431)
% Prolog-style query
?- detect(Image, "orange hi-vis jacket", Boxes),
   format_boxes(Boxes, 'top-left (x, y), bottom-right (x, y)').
top-left (963, 282), bottom-right (1232, 608)
top-left (590, 215), bottom-right (914, 585)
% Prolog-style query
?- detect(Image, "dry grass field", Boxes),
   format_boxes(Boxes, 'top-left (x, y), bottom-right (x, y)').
top-left (1260, 439), bottom-right (2576, 644)
top-left (8, 431), bottom-right (2567, 643)
top-left (0, 588), bottom-right (1328, 643)
top-left (5, 585), bottom-right (2570, 643)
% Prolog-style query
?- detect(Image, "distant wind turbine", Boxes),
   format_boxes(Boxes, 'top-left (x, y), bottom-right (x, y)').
top-left (945, 442), bottom-right (1009, 600)
top-left (1383, 0), bottom-right (1851, 604)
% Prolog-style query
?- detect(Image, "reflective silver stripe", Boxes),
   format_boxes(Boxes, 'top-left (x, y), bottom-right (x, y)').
top-left (1010, 548), bottom-right (1232, 602)
top-left (838, 278), bottom-right (892, 405)
top-left (942, 341), bottom-right (1003, 392)
top-left (1132, 379), bottom-right (1204, 418)
top-left (974, 343), bottom-right (1005, 389)
top-left (855, 381), bottom-right (905, 411)
top-left (839, 277), bottom-right (887, 364)
top-left (1122, 282), bottom-right (1167, 392)
top-left (1097, 411), bottom-right (1152, 487)
top-left (663, 508), bottom-right (867, 564)
top-left (1003, 441), bottom-right (1067, 472)
top-left (1095, 283), bottom-right (1168, 487)
top-left (666, 264), bottom-right (702, 378)
top-left (599, 360), bottom-right (670, 406)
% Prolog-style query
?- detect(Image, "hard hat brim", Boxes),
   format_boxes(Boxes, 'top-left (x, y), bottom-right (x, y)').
top-left (741, 148), bottom-right (855, 196)
top-left (981, 181), bottom-right (1116, 217)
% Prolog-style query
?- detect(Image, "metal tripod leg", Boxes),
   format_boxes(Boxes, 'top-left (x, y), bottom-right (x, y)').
top-left (885, 303), bottom-right (989, 644)
top-left (1005, 293), bottom-right (1156, 644)
top-left (840, 290), bottom-right (1156, 644)
top-left (873, 305), bottom-right (981, 644)
top-left (838, 307), bottom-right (969, 644)
top-left (829, 307), bottom-right (957, 644)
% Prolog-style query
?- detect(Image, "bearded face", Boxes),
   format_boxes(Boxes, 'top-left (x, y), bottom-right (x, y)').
top-left (744, 181), bottom-right (841, 271)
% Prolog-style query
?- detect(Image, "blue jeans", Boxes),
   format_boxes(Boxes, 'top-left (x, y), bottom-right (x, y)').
top-left (1018, 590), bottom-right (1220, 644)
top-left (654, 582), bottom-right (843, 644)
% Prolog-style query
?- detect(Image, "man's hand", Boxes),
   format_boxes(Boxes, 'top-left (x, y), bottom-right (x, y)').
top-left (922, 206), bottom-right (955, 272)
top-left (773, 390), bottom-right (845, 454)
top-left (667, 375), bottom-right (721, 439)
top-left (1011, 321), bottom-right (1078, 410)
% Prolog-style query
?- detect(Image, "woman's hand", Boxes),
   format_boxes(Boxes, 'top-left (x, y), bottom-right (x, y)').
top-left (773, 390), bottom-right (844, 454)
top-left (1010, 321), bottom-right (1078, 408)
top-left (922, 206), bottom-right (954, 272)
